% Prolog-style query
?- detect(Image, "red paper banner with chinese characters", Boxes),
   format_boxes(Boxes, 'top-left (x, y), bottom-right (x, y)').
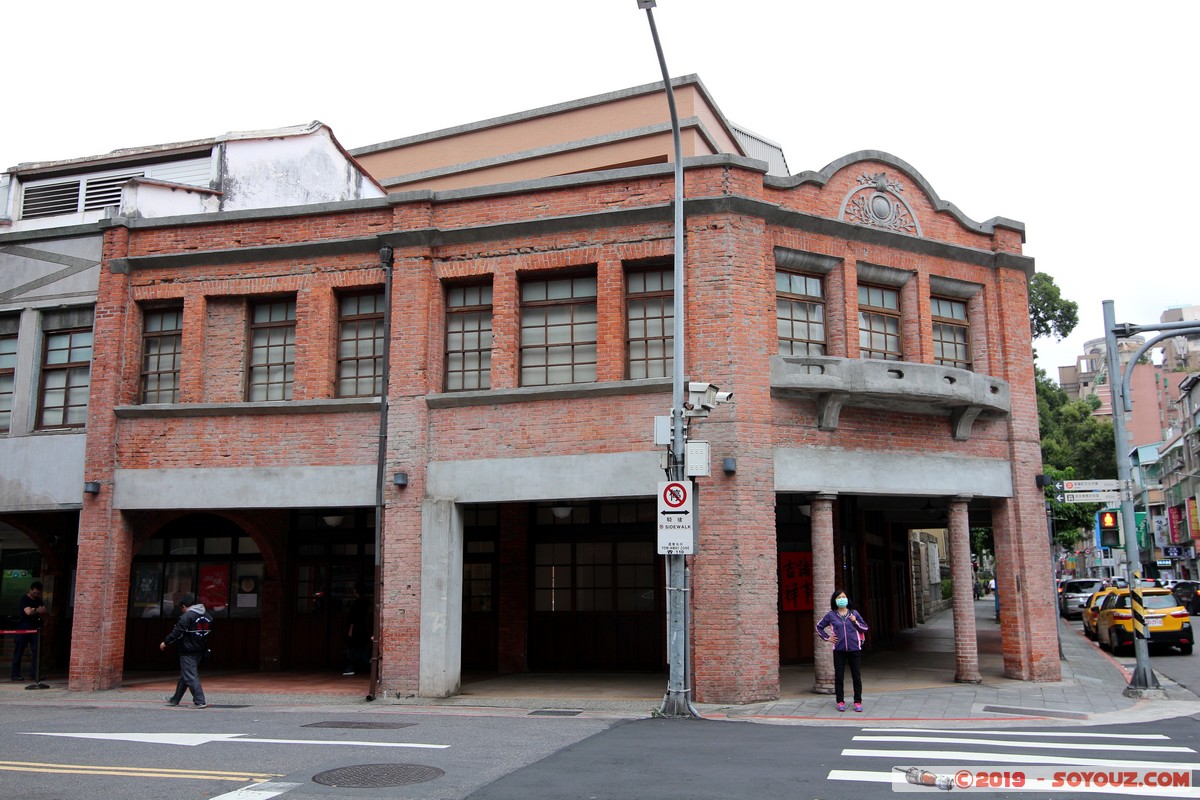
top-left (199, 564), bottom-right (229, 614)
top-left (779, 551), bottom-right (813, 612)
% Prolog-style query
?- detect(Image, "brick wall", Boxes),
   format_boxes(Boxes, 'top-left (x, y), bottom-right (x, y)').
top-left (72, 154), bottom-right (1054, 698)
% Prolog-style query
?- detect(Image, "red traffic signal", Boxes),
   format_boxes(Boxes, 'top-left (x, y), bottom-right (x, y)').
top-left (1098, 510), bottom-right (1119, 531)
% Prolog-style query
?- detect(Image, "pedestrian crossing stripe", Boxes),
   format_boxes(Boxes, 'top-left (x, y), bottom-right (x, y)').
top-left (831, 730), bottom-right (1200, 798)
top-left (828, 769), bottom-right (894, 783)
top-left (827, 769), bottom-right (1200, 797)
top-left (842, 748), bottom-right (1200, 769)
top-left (853, 734), bottom-right (1194, 753)
top-left (863, 727), bottom-right (1173, 739)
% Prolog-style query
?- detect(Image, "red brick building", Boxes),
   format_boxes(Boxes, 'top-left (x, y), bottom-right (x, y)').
top-left (70, 78), bottom-right (1056, 702)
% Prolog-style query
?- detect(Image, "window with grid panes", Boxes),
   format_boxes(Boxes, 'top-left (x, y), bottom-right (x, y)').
top-left (534, 542), bottom-right (573, 612)
top-left (0, 326), bottom-right (16, 432)
top-left (857, 284), bottom-right (902, 360)
top-left (462, 505), bottom-right (498, 613)
top-left (520, 274), bottom-right (597, 386)
top-left (247, 299), bottom-right (295, 401)
top-left (776, 270), bottom-right (826, 357)
top-left (140, 305), bottom-right (183, 404)
top-left (445, 283), bottom-right (493, 391)
top-left (38, 324), bottom-right (92, 429)
top-left (337, 291), bottom-right (384, 397)
top-left (626, 265), bottom-right (673, 379)
top-left (931, 296), bottom-right (971, 370)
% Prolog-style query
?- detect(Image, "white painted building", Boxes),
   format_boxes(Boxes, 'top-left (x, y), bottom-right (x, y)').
top-left (0, 123), bottom-right (382, 654)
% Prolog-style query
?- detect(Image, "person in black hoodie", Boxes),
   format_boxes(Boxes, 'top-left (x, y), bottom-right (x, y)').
top-left (160, 593), bottom-right (211, 708)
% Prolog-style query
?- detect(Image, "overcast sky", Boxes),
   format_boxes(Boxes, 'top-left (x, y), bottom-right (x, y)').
top-left (7, 1), bottom-right (1195, 379)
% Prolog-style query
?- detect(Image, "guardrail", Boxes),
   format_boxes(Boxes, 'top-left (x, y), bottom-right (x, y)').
top-left (0, 628), bottom-right (48, 689)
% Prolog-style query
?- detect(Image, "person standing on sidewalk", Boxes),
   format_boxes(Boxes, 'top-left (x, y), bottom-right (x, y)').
top-left (341, 582), bottom-right (372, 676)
top-left (11, 581), bottom-right (46, 682)
top-left (160, 593), bottom-right (212, 708)
top-left (815, 589), bottom-right (869, 712)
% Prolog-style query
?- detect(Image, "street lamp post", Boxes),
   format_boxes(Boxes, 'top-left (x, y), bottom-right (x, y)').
top-left (1103, 300), bottom-right (1200, 697)
top-left (637, 0), bottom-right (696, 718)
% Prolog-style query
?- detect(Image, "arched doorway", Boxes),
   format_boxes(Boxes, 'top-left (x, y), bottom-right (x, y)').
top-left (125, 513), bottom-right (265, 671)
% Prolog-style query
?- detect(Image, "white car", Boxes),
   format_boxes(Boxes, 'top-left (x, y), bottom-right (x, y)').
top-left (1059, 578), bottom-right (1104, 619)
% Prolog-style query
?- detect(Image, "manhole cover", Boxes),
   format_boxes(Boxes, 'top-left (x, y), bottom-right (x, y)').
top-left (528, 709), bottom-right (582, 717)
top-left (303, 721), bottom-right (416, 730)
top-left (312, 763), bottom-right (444, 788)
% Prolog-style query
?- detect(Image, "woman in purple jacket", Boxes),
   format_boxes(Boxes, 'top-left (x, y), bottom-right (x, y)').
top-left (815, 589), bottom-right (869, 712)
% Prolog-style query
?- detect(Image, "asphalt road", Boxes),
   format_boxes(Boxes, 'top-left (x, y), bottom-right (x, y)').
top-left (466, 717), bottom-right (1200, 800)
top-left (2, 700), bottom-right (1199, 799)
top-left (1066, 612), bottom-right (1200, 695)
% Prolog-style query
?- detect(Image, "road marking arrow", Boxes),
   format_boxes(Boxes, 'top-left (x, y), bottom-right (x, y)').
top-left (21, 732), bottom-right (449, 749)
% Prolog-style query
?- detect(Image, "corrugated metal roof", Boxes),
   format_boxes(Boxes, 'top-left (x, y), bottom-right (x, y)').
top-left (730, 124), bottom-right (789, 176)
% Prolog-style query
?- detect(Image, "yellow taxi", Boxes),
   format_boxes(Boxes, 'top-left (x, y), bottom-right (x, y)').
top-left (1096, 588), bottom-right (1193, 655)
top-left (1081, 587), bottom-right (1119, 639)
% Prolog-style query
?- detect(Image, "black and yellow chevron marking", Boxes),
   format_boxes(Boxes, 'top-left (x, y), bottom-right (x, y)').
top-left (1132, 586), bottom-right (1147, 639)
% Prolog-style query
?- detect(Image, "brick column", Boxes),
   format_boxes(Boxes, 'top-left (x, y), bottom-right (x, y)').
top-left (950, 496), bottom-right (981, 684)
top-left (811, 493), bottom-right (837, 693)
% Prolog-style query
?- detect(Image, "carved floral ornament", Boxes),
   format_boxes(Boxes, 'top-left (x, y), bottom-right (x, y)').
top-left (839, 172), bottom-right (922, 237)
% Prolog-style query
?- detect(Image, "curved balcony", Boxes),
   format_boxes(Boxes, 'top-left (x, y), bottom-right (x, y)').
top-left (770, 355), bottom-right (1011, 441)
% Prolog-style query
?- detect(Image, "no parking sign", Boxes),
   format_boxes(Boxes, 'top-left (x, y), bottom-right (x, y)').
top-left (657, 480), bottom-right (695, 554)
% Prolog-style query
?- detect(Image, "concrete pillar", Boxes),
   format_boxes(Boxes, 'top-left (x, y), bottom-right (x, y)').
top-left (950, 496), bottom-right (981, 684)
top-left (811, 493), bottom-right (837, 694)
top-left (418, 498), bottom-right (463, 698)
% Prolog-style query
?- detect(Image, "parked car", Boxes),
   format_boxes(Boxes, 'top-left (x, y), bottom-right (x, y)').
top-left (1059, 579), bottom-right (1104, 619)
top-left (1096, 588), bottom-right (1193, 655)
top-left (1172, 580), bottom-right (1200, 615)
top-left (1082, 587), bottom-right (1119, 639)
top-left (1105, 577), bottom-right (1161, 590)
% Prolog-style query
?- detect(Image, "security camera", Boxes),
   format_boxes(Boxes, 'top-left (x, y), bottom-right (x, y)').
top-left (685, 381), bottom-right (733, 417)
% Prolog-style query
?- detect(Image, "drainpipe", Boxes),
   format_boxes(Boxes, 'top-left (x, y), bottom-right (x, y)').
top-left (367, 243), bottom-right (395, 701)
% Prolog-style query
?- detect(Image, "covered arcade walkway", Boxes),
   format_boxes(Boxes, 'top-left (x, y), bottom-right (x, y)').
top-left (8, 599), bottom-right (1013, 705)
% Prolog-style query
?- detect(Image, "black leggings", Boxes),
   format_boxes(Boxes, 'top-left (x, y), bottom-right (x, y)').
top-left (833, 649), bottom-right (863, 703)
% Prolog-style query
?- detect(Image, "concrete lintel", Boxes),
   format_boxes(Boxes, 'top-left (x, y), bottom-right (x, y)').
top-left (112, 465), bottom-right (377, 509)
top-left (426, 451), bottom-right (662, 504)
top-left (775, 447), bottom-right (1014, 497)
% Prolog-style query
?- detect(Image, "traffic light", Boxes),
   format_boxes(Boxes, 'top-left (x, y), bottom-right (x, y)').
top-left (1098, 509), bottom-right (1120, 548)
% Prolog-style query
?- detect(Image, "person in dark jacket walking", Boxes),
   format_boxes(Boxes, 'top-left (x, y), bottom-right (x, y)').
top-left (815, 589), bottom-right (869, 712)
top-left (160, 593), bottom-right (211, 708)
top-left (11, 581), bottom-right (46, 682)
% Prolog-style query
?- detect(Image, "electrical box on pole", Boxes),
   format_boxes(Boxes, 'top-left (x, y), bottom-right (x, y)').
top-left (685, 441), bottom-right (711, 477)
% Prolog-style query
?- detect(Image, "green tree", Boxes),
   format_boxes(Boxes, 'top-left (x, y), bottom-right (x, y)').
top-left (1029, 272), bottom-right (1079, 342)
top-left (1035, 367), bottom-right (1116, 547)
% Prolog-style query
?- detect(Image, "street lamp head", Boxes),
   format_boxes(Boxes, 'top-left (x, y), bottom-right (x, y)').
top-left (637, 0), bottom-right (656, 8)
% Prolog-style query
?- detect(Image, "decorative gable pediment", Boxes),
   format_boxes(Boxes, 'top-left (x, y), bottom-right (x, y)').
top-left (839, 171), bottom-right (922, 237)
